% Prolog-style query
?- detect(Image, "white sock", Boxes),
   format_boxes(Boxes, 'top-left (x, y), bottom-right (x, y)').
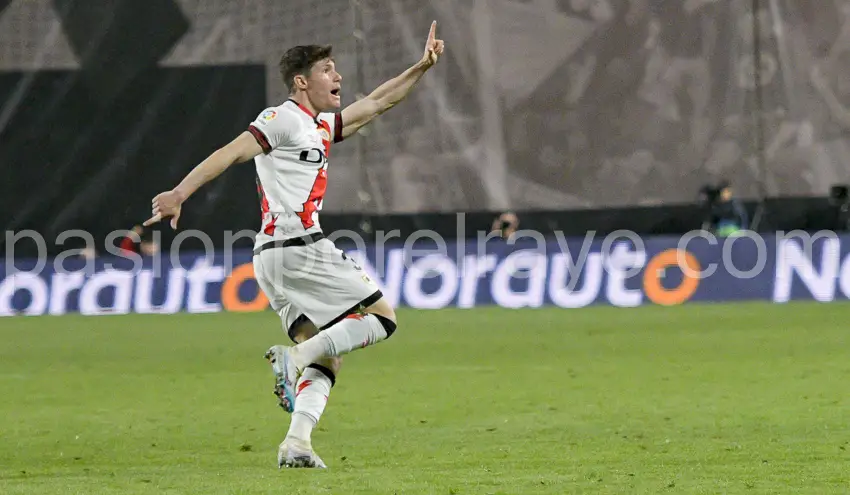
top-left (292, 314), bottom-right (390, 370)
top-left (286, 366), bottom-right (334, 444)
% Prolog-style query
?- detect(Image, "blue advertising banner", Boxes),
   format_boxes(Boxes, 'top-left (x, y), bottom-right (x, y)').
top-left (0, 233), bottom-right (847, 316)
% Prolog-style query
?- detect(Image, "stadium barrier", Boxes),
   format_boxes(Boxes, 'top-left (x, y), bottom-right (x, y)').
top-left (0, 232), bottom-right (846, 316)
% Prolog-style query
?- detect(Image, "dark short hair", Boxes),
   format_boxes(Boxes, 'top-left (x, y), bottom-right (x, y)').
top-left (279, 45), bottom-right (333, 93)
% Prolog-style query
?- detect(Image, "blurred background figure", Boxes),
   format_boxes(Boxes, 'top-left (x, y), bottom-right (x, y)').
top-left (700, 180), bottom-right (748, 237)
top-left (118, 225), bottom-right (160, 257)
top-left (491, 211), bottom-right (520, 239)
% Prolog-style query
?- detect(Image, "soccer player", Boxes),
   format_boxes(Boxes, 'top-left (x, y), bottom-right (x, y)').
top-left (144, 22), bottom-right (445, 468)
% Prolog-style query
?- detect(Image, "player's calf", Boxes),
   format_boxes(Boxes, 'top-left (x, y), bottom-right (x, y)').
top-left (291, 319), bottom-right (343, 376)
top-left (289, 297), bottom-right (398, 371)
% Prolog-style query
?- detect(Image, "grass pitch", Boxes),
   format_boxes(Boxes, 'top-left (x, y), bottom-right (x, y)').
top-left (1, 303), bottom-right (849, 494)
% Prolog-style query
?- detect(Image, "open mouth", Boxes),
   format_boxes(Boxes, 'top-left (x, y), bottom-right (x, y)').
top-left (331, 88), bottom-right (341, 97)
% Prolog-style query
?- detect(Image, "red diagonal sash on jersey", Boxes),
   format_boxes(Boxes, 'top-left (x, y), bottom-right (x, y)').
top-left (297, 120), bottom-right (332, 229)
top-left (256, 176), bottom-right (278, 235)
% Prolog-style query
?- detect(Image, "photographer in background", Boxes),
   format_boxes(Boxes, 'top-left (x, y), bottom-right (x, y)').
top-left (700, 180), bottom-right (748, 237)
top-left (491, 212), bottom-right (520, 239)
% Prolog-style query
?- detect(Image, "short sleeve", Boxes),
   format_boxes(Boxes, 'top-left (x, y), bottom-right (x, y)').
top-left (248, 108), bottom-right (295, 153)
top-left (319, 112), bottom-right (344, 144)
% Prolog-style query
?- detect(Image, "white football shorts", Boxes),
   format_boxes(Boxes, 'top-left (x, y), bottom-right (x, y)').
top-left (253, 235), bottom-right (382, 338)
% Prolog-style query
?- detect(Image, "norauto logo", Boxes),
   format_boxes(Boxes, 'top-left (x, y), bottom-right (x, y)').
top-left (0, 245), bottom-right (706, 317)
top-left (347, 246), bottom-right (703, 309)
top-left (0, 259), bottom-right (267, 316)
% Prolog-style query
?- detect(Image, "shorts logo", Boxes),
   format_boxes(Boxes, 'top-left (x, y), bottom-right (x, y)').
top-left (260, 109), bottom-right (277, 122)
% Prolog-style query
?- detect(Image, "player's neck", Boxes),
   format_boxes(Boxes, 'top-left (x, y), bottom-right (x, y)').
top-left (289, 93), bottom-right (318, 118)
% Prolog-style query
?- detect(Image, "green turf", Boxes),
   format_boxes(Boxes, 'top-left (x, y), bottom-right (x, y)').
top-left (1, 303), bottom-right (849, 494)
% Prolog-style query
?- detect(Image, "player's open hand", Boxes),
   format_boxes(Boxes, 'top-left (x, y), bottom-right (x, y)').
top-left (144, 190), bottom-right (184, 230)
top-left (422, 21), bottom-right (444, 67)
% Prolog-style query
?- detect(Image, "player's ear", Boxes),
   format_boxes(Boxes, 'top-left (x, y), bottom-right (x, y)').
top-left (293, 73), bottom-right (308, 91)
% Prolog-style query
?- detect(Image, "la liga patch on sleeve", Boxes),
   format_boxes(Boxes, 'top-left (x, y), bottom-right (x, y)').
top-left (260, 109), bottom-right (277, 122)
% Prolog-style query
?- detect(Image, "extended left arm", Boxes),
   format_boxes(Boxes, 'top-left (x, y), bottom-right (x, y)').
top-left (340, 21), bottom-right (444, 139)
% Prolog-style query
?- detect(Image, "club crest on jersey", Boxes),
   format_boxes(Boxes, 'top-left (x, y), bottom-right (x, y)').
top-left (318, 127), bottom-right (330, 142)
top-left (260, 109), bottom-right (277, 122)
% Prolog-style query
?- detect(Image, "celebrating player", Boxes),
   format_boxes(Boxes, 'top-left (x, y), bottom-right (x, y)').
top-left (144, 22), bottom-right (445, 468)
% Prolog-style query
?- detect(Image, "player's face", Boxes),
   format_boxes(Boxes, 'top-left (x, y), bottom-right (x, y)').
top-left (306, 59), bottom-right (342, 112)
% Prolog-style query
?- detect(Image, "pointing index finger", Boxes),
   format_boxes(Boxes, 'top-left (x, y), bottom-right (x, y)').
top-left (428, 21), bottom-right (436, 42)
top-left (143, 213), bottom-right (162, 227)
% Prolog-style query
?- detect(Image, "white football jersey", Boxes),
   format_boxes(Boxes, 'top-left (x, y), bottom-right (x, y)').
top-left (247, 99), bottom-right (343, 247)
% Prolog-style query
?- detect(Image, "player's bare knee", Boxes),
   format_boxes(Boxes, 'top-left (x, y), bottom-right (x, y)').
top-left (364, 297), bottom-right (398, 339)
top-left (364, 297), bottom-right (396, 322)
